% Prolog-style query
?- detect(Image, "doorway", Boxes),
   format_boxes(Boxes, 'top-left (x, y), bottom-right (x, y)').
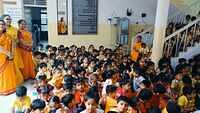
top-left (24, 7), bottom-right (48, 50)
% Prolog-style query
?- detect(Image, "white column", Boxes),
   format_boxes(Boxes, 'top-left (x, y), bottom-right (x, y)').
top-left (151, 0), bottom-right (170, 65)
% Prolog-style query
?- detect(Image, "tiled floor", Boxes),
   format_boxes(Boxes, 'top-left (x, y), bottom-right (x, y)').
top-left (0, 80), bottom-right (35, 113)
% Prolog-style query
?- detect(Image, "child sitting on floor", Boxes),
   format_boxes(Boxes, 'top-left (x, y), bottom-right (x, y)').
top-left (30, 99), bottom-right (46, 113)
top-left (12, 86), bottom-right (31, 113)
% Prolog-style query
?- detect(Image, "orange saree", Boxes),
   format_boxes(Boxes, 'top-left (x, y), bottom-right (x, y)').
top-left (18, 30), bottom-right (36, 79)
top-left (131, 42), bottom-right (142, 61)
top-left (0, 33), bottom-right (23, 95)
top-left (7, 26), bottom-right (24, 83)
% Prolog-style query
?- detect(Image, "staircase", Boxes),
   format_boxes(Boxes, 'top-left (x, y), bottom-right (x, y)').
top-left (163, 17), bottom-right (200, 68)
top-left (129, 0), bottom-right (200, 62)
top-left (129, 0), bottom-right (200, 49)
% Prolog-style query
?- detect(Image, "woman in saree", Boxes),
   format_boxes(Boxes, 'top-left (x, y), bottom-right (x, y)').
top-left (2, 15), bottom-right (24, 82)
top-left (131, 35), bottom-right (142, 62)
top-left (18, 19), bottom-right (36, 80)
top-left (0, 19), bottom-right (23, 95)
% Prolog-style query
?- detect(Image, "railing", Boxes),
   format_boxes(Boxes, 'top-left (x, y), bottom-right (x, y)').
top-left (163, 18), bottom-right (200, 57)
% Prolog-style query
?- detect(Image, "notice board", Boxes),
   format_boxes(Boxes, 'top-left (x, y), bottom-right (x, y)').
top-left (72, 0), bottom-right (98, 34)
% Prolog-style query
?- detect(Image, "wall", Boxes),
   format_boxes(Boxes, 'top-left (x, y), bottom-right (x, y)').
top-left (1, 0), bottom-right (24, 27)
top-left (47, 0), bottom-right (158, 48)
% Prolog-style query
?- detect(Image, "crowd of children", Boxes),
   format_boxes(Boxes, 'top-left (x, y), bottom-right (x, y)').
top-left (11, 43), bottom-right (200, 113)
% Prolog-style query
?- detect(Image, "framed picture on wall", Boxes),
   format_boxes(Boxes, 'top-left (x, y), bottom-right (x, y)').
top-left (57, 0), bottom-right (68, 35)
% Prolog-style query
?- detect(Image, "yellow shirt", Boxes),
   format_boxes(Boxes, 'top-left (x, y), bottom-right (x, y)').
top-left (178, 95), bottom-right (188, 107)
top-left (13, 96), bottom-right (31, 112)
top-left (6, 26), bottom-right (18, 40)
top-left (105, 96), bottom-right (117, 113)
top-left (162, 107), bottom-right (168, 113)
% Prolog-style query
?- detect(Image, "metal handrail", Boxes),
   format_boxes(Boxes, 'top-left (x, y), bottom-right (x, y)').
top-left (165, 17), bottom-right (200, 41)
top-left (163, 17), bottom-right (200, 57)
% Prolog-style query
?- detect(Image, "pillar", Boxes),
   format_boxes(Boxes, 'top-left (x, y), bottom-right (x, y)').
top-left (151, 0), bottom-right (170, 65)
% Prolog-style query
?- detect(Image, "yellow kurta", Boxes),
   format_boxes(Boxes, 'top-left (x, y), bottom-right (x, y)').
top-left (0, 33), bottom-right (23, 95)
top-left (18, 30), bottom-right (36, 79)
top-left (6, 26), bottom-right (24, 69)
top-left (6, 26), bottom-right (24, 83)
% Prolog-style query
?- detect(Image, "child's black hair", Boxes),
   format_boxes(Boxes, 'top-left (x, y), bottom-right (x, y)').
top-left (33, 51), bottom-right (41, 57)
top-left (182, 86), bottom-right (193, 95)
top-left (52, 46), bottom-right (57, 51)
top-left (46, 45), bottom-right (52, 50)
top-left (178, 58), bottom-right (187, 64)
top-left (146, 61), bottom-right (155, 67)
top-left (16, 86), bottom-right (27, 97)
top-left (49, 96), bottom-right (60, 104)
top-left (31, 99), bottom-right (46, 110)
top-left (148, 106), bottom-right (161, 113)
top-left (50, 53), bottom-right (56, 59)
top-left (54, 60), bottom-right (65, 68)
top-left (107, 111), bottom-right (118, 113)
top-left (64, 75), bottom-right (74, 83)
top-left (61, 94), bottom-right (74, 107)
top-left (117, 96), bottom-right (129, 104)
top-left (63, 82), bottom-right (73, 90)
top-left (138, 88), bottom-right (153, 101)
top-left (129, 96), bottom-right (138, 107)
top-left (195, 83), bottom-right (200, 93)
top-left (37, 75), bottom-right (47, 81)
top-left (106, 85), bottom-right (117, 94)
top-left (121, 72), bottom-right (130, 81)
top-left (119, 80), bottom-right (129, 86)
top-left (166, 101), bottom-right (181, 113)
top-left (39, 62), bottom-right (47, 69)
top-left (142, 80), bottom-right (151, 88)
top-left (182, 76), bottom-right (192, 85)
top-left (41, 53), bottom-right (48, 59)
top-left (104, 70), bottom-right (116, 80)
top-left (40, 86), bottom-right (50, 94)
top-left (75, 77), bottom-right (84, 84)
top-left (153, 83), bottom-right (166, 94)
top-left (84, 91), bottom-right (98, 103)
top-left (86, 86), bottom-right (100, 102)
top-left (18, 19), bottom-right (26, 25)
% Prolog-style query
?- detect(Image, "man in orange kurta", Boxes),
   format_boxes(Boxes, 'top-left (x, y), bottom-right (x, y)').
top-left (131, 35), bottom-right (142, 62)
top-left (18, 19), bottom-right (36, 79)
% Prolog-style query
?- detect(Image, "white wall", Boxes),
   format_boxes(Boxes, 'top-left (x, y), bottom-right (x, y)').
top-left (47, 0), bottom-right (158, 48)
top-left (1, 0), bottom-right (24, 27)
top-left (99, 0), bottom-right (158, 24)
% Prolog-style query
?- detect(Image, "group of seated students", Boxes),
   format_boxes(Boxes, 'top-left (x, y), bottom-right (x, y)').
top-left (11, 43), bottom-right (200, 113)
